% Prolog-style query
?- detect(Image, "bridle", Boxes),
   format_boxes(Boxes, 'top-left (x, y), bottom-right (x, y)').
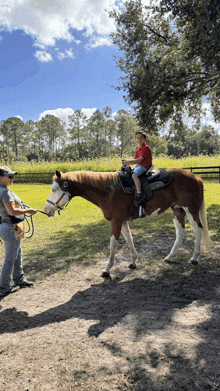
top-left (46, 180), bottom-right (73, 214)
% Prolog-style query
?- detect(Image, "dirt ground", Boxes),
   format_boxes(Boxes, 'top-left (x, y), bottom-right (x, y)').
top-left (0, 234), bottom-right (220, 391)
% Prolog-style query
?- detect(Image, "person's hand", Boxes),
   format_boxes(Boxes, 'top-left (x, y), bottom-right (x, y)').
top-left (122, 160), bottom-right (128, 165)
top-left (26, 209), bottom-right (37, 215)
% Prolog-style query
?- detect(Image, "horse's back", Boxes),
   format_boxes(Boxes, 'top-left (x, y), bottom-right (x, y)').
top-left (168, 168), bottom-right (204, 208)
top-left (168, 168), bottom-right (203, 186)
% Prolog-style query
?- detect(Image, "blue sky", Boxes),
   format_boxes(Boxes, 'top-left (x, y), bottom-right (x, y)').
top-left (0, 28), bottom-right (126, 123)
top-left (0, 0), bottom-right (130, 125)
top-left (0, 0), bottom-right (219, 132)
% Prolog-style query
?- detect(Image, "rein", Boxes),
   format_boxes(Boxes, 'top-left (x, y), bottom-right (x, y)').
top-left (21, 204), bottom-right (51, 239)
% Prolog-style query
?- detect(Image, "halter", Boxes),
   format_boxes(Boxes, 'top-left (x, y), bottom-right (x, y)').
top-left (46, 181), bottom-right (72, 214)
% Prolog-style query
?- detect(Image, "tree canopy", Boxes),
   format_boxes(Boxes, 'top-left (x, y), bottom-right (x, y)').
top-left (110, 0), bottom-right (220, 132)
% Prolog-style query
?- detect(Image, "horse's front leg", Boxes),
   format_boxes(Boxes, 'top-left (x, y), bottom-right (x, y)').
top-left (121, 221), bottom-right (138, 269)
top-left (101, 218), bottom-right (122, 278)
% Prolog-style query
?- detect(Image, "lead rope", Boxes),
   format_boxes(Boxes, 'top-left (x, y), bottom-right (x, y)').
top-left (21, 204), bottom-right (50, 239)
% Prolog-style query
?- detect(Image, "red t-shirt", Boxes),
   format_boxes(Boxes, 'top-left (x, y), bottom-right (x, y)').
top-left (134, 143), bottom-right (152, 169)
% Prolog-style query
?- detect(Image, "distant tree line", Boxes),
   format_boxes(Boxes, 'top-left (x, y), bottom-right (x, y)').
top-left (0, 108), bottom-right (166, 162)
top-left (165, 124), bottom-right (220, 158)
top-left (0, 107), bottom-right (219, 163)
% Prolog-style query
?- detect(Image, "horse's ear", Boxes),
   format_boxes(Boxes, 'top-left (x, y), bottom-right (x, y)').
top-left (56, 170), bottom-right (61, 179)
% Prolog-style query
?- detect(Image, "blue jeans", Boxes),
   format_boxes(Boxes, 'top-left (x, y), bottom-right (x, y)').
top-left (133, 164), bottom-right (147, 177)
top-left (0, 223), bottom-right (26, 292)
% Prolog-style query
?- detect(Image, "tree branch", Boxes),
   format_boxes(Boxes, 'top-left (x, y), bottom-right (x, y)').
top-left (143, 23), bottom-right (168, 42)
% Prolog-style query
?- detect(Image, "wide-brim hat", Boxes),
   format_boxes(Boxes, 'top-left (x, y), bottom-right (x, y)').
top-left (0, 166), bottom-right (17, 176)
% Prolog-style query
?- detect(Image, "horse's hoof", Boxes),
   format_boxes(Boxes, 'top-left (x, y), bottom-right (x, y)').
top-left (164, 258), bottom-right (171, 263)
top-left (191, 259), bottom-right (198, 266)
top-left (129, 264), bottom-right (137, 269)
top-left (101, 271), bottom-right (110, 278)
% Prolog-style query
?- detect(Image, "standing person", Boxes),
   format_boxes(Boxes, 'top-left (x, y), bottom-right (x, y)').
top-left (122, 131), bottom-right (153, 205)
top-left (0, 166), bottom-right (37, 297)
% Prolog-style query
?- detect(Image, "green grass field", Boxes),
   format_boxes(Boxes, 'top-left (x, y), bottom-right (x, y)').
top-left (6, 154), bottom-right (220, 174)
top-left (0, 180), bottom-right (219, 281)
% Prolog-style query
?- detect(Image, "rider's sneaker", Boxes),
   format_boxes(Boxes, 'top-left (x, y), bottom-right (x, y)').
top-left (134, 193), bottom-right (145, 206)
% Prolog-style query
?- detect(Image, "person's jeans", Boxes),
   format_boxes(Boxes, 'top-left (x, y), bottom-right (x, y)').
top-left (0, 223), bottom-right (26, 292)
top-left (133, 164), bottom-right (147, 176)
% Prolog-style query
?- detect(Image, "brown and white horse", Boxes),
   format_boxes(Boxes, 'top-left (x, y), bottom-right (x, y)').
top-left (44, 169), bottom-right (211, 277)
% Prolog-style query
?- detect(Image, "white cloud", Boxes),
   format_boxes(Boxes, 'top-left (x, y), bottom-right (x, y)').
top-left (141, 0), bottom-right (155, 6)
top-left (0, 0), bottom-right (119, 57)
top-left (80, 108), bottom-right (97, 119)
top-left (34, 50), bottom-right (53, 62)
top-left (85, 36), bottom-right (112, 49)
top-left (57, 48), bottom-right (74, 60)
top-left (38, 107), bottom-right (97, 126)
top-left (16, 115), bottom-right (23, 121)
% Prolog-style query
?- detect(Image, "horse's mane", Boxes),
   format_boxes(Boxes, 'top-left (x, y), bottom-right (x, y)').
top-left (55, 171), bottom-right (119, 192)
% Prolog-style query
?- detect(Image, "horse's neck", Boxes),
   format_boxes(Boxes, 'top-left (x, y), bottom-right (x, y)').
top-left (72, 181), bottom-right (107, 207)
top-left (69, 171), bottom-right (117, 208)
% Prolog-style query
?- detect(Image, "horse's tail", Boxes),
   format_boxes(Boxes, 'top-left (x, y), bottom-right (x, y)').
top-left (199, 199), bottom-right (212, 251)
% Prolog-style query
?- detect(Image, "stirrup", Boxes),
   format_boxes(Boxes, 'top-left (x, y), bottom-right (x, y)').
top-left (139, 206), bottom-right (146, 218)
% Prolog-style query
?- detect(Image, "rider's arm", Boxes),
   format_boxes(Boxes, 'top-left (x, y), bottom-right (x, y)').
top-left (122, 156), bottom-right (144, 165)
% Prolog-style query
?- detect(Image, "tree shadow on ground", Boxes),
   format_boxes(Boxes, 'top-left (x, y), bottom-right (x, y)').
top-left (0, 264), bottom-right (220, 389)
top-left (23, 219), bottom-right (111, 279)
top-left (1, 261), bottom-right (219, 335)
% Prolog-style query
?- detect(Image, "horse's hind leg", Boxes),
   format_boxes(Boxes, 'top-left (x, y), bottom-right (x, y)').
top-left (121, 221), bottom-right (138, 269)
top-left (164, 207), bottom-right (186, 262)
top-left (183, 207), bottom-right (202, 265)
top-left (101, 218), bottom-right (122, 278)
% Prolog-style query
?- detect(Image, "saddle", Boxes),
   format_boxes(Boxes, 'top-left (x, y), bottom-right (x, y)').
top-left (118, 165), bottom-right (172, 194)
top-left (118, 166), bottom-right (172, 219)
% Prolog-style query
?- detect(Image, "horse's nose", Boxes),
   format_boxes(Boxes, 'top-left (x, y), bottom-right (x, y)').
top-left (44, 204), bottom-right (55, 216)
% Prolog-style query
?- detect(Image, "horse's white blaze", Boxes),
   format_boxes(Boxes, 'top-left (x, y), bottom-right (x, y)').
top-left (44, 181), bottom-right (70, 215)
top-left (103, 235), bottom-right (118, 274)
top-left (148, 208), bottom-right (161, 217)
top-left (183, 207), bottom-right (202, 262)
top-left (165, 216), bottom-right (185, 261)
